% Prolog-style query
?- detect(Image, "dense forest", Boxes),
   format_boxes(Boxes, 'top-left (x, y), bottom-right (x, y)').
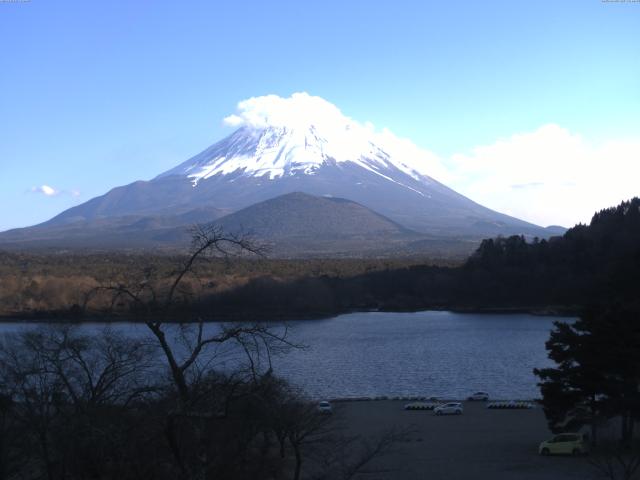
top-left (197, 198), bottom-right (640, 319)
top-left (462, 197), bottom-right (640, 309)
top-left (1, 198), bottom-right (639, 321)
top-left (0, 255), bottom-right (439, 319)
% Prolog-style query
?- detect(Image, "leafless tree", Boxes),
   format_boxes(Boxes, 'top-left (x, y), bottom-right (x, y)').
top-left (307, 422), bottom-right (413, 480)
top-left (0, 387), bottom-right (22, 480)
top-left (20, 326), bottom-right (156, 409)
top-left (590, 442), bottom-right (640, 480)
top-left (83, 225), bottom-right (294, 401)
top-left (263, 377), bottom-right (411, 480)
top-left (0, 326), bottom-right (157, 480)
top-left (0, 329), bottom-right (67, 480)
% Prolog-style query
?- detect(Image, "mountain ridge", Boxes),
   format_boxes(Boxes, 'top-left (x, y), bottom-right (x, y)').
top-left (0, 192), bottom-right (476, 257)
top-left (0, 103), bottom-right (566, 254)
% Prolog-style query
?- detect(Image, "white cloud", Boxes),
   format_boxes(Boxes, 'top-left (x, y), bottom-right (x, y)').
top-left (447, 124), bottom-right (640, 227)
top-left (375, 127), bottom-right (454, 185)
top-left (29, 185), bottom-right (82, 199)
top-left (31, 184), bottom-right (59, 196)
top-left (224, 92), bottom-right (350, 131)
top-left (223, 93), bottom-right (640, 228)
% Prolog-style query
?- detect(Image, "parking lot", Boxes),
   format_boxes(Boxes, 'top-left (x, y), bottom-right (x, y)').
top-left (336, 400), bottom-right (595, 480)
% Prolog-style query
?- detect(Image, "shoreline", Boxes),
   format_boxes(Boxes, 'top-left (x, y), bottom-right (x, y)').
top-left (329, 396), bottom-right (541, 403)
top-left (0, 304), bottom-right (581, 323)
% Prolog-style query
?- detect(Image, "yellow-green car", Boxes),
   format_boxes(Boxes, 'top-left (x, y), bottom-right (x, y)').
top-left (539, 433), bottom-right (589, 456)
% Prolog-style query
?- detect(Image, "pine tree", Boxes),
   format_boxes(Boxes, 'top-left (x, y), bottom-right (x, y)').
top-left (535, 304), bottom-right (640, 445)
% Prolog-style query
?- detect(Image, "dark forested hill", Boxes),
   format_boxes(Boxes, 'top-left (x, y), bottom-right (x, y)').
top-left (460, 197), bottom-right (640, 309)
top-left (201, 198), bottom-right (640, 318)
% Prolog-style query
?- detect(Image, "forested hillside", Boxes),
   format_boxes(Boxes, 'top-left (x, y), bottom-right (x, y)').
top-left (2, 198), bottom-right (639, 320)
top-left (462, 197), bottom-right (640, 309)
top-left (204, 198), bottom-right (640, 318)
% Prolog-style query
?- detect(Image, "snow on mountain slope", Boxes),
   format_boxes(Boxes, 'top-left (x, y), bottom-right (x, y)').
top-left (158, 92), bottom-right (439, 194)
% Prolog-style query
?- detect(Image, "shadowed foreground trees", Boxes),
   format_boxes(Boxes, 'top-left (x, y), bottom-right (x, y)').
top-left (535, 305), bottom-right (640, 447)
top-left (0, 326), bottom-right (403, 480)
top-left (589, 442), bottom-right (640, 480)
top-left (0, 327), bottom-right (156, 480)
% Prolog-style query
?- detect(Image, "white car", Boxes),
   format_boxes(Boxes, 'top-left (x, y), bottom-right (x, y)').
top-left (467, 391), bottom-right (489, 401)
top-left (317, 401), bottom-right (333, 414)
top-left (434, 402), bottom-right (463, 415)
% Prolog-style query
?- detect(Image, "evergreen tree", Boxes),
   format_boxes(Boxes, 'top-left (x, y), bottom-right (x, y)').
top-left (535, 304), bottom-right (640, 445)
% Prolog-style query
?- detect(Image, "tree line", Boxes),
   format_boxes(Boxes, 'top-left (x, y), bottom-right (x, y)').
top-left (180, 199), bottom-right (637, 319)
top-left (4, 198), bottom-right (640, 321)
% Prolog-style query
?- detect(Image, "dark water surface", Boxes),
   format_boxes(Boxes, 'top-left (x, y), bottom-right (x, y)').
top-left (0, 311), bottom-right (568, 399)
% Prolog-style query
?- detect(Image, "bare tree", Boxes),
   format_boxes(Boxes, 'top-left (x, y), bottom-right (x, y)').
top-left (0, 326), bottom-right (158, 480)
top-left (19, 326), bottom-right (156, 409)
top-left (590, 442), bottom-right (640, 480)
top-left (0, 392), bottom-right (20, 480)
top-left (308, 423), bottom-right (413, 480)
top-left (0, 330), bottom-right (68, 480)
top-left (264, 378), bottom-right (412, 480)
top-left (83, 225), bottom-right (293, 400)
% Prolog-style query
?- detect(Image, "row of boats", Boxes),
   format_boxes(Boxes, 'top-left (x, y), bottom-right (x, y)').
top-left (404, 400), bottom-right (535, 410)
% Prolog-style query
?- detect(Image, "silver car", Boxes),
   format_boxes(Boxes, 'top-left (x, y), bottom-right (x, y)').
top-left (467, 391), bottom-right (489, 401)
top-left (434, 402), bottom-right (463, 415)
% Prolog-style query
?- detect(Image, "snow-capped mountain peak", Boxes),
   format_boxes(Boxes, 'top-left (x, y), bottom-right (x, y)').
top-left (164, 124), bottom-right (436, 196)
top-left (162, 124), bottom-right (392, 182)
top-left (158, 93), bottom-right (437, 189)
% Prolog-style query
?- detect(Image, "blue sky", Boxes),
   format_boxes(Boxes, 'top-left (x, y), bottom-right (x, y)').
top-left (0, 0), bottom-right (639, 230)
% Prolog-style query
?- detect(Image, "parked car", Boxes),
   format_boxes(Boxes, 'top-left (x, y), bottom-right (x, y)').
top-left (539, 433), bottom-right (589, 456)
top-left (434, 402), bottom-right (463, 415)
top-left (467, 391), bottom-right (489, 401)
top-left (317, 401), bottom-right (333, 414)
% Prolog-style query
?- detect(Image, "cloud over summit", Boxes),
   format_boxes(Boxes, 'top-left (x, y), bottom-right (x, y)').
top-left (221, 93), bottom-right (640, 227)
top-left (222, 92), bottom-right (450, 182)
top-left (224, 92), bottom-right (352, 131)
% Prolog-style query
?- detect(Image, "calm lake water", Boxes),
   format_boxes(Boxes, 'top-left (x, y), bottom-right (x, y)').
top-left (0, 311), bottom-right (570, 400)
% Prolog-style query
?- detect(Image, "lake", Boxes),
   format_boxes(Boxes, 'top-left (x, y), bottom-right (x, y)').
top-left (0, 311), bottom-right (568, 400)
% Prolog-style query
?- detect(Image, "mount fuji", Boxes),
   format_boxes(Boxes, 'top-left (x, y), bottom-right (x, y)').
top-left (0, 93), bottom-right (562, 255)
